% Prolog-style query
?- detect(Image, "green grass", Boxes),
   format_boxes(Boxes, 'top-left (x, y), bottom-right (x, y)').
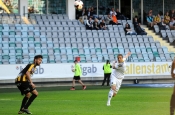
top-left (0, 86), bottom-right (173, 115)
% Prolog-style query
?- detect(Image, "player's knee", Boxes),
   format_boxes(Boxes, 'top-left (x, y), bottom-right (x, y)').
top-left (25, 93), bottom-right (30, 98)
top-left (111, 85), bottom-right (116, 91)
top-left (78, 80), bottom-right (81, 82)
top-left (35, 91), bottom-right (38, 96)
top-left (32, 90), bottom-right (38, 96)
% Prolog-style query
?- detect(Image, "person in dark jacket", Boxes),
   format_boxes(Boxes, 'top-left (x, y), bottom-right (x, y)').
top-left (93, 18), bottom-right (99, 30)
top-left (133, 17), bottom-right (139, 29)
top-left (135, 23), bottom-right (147, 35)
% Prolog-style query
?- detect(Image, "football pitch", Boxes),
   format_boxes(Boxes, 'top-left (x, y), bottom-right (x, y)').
top-left (0, 85), bottom-right (173, 115)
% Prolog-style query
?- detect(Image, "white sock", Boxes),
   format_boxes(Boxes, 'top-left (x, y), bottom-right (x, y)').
top-left (107, 89), bottom-right (114, 103)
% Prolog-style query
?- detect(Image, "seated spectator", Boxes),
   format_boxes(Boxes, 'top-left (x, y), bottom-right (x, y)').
top-left (110, 8), bottom-right (116, 16)
top-left (86, 8), bottom-right (93, 19)
top-left (164, 12), bottom-right (170, 25)
top-left (149, 9), bottom-right (153, 16)
top-left (169, 9), bottom-right (175, 19)
top-left (135, 23), bottom-right (147, 35)
top-left (110, 13), bottom-right (121, 25)
top-left (80, 8), bottom-right (87, 20)
top-left (93, 18), bottom-right (99, 30)
top-left (105, 14), bottom-right (112, 25)
top-left (91, 7), bottom-right (96, 19)
top-left (133, 17), bottom-right (139, 29)
top-left (99, 20), bottom-right (106, 30)
top-left (154, 13), bottom-right (161, 25)
top-left (86, 17), bottom-right (93, 30)
top-left (116, 8), bottom-right (121, 20)
top-left (147, 13), bottom-right (154, 28)
top-left (159, 18), bottom-right (167, 30)
top-left (124, 23), bottom-right (137, 35)
top-left (169, 18), bottom-right (175, 30)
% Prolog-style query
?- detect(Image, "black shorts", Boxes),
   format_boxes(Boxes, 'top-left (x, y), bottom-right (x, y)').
top-left (15, 82), bottom-right (35, 95)
top-left (73, 76), bottom-right (81, 80)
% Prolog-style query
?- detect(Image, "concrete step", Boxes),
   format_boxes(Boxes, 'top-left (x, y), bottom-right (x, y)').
top-left (22, 17), bottom-right (31, 24)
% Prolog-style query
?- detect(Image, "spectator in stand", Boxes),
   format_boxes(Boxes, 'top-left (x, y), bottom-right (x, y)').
top-left (116, 8), bottom-right (125, 20)
top-left (110, 8), bottom-right (116, 16)
top-left (147, 13), bottom-right (154, 28)
top-left (91, 7), bottom-right (95, 19)
top-left (133, 17), bottom-right (139, 29)
top-left (105, 14), bottom-right (112, 25)
top-left (149, 9), bottom-right (153, 16)
top-left (111, 13), bottom-right (121, 25)
top-left (93, 18), bottom-right (99, 30)
top-left (99, 20), bottom-right (106, 30)
top-left (154, 13), bottom-right (161, 25)
top-left (116, 8), bottom-right (121, 19)
top-left (135, 23), bottom-right (147, 35)
top-left (169, 18), bottom-right (175, 30)
top-left (28, 6), bottom-right (34, 14)
top-left (86, 8), bottom-right (93, 19)
top-left (164, 12), bottom-right (171, 25)
top-left (169, 9), bottom-right (175, 19)
top-left (124, 23), bottom-right (137, 35)
top-left (86, 17), bottom-right (93, 30)
top-left (159, 18), bottom-right (167, 30)
top-left (80, 8), bottom-right (87, 21)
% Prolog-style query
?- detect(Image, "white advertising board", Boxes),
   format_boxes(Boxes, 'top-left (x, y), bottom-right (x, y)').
top-left (0, 62), bottom-right (172, 80)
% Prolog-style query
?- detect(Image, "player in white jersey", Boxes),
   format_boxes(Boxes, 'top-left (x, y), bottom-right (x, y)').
top-left (107, 52), bottom-right (131, 106)
top-left (170, 58), bottom-right (175, 115)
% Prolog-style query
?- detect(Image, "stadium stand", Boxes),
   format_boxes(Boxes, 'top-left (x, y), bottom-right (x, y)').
top-left (0, 13), bottom-right (174, 64)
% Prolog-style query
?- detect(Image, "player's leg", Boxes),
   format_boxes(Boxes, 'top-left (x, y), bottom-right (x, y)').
top-left (107, 85), bottom-right (116, 106)
top-left (170, 84), bottom-right (175, 115)
top-left (18, 93), bottom-right (30, 114)
top-left (16, 82), bottom-right (30, 114)
top-left (107, 73), bottom-right (111, 86)
top-left (107, 76), bottom-right (117, 106)
top-left (113, 79), bottom-right (122, 97)
top-left (78, 79), bottom-right (86, 90)
top-left (23, 89), bottom-right (38, 114)
top-left (70, 79), bottom-right (76, 90)
top-left (102, 74), bottom-right (107, 86)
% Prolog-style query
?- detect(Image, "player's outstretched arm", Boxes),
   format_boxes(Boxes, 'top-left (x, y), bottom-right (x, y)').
top-left (171, 59), bottom-right (175, 78)
top-left (124, 52), bottom-right (131, 59)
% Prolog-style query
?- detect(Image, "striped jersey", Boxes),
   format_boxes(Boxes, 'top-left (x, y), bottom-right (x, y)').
top-left (15, 64), bottom-right (36, 82)
top-left (111, 58), bottom-right (126, 79)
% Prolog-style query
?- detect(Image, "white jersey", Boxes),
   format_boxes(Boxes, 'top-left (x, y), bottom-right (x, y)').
top-left (111, 58), bottom-right (126, 79)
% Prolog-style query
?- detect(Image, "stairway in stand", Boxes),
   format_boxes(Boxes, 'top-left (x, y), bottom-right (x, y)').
top-left (143, 25), bottom-right (175, 53)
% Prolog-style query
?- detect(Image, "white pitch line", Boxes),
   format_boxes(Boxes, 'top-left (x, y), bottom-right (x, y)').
top-left (0, 99), bottom-right (11, 101)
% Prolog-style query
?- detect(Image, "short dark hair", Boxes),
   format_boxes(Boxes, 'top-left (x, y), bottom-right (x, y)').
top-left (34, 55), bottom-right (43, 60)
top-left (117, 54), bottom-right (123, 57)
top-left (106, 60), bottom-right (110, 63)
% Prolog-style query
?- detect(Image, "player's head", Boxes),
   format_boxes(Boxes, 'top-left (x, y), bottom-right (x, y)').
top-left (34, 55), bottom-right (43, 66)
top-left (74, 60), bottom-right (78, 64)
top-left (117, 54), bottom-right (123, 63)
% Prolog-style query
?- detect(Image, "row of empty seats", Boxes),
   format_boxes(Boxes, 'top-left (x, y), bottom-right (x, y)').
top-left (0, 47), bottom-right (169, 54)
top-left (0, 52), bottom-right (174, 64)
top-left (30, 14), bottom-right (69, 21)
top-left (0, 41), bottom-right (161, 49)
top-left (160, 30), bottom-right (175, 43)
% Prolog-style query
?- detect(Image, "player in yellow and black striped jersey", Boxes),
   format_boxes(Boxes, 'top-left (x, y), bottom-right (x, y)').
top-left (170, 58), bottom-right (175, 115)
top-left (15, 55), bottom-right (43, 114)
